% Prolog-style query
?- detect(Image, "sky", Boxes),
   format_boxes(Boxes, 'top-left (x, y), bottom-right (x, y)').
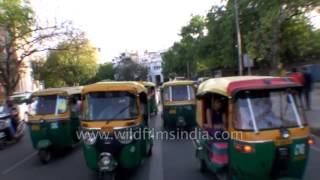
top-left (31, 0), bottom-right (319, 64)
top-left (31, 0), bottom-right (222, 63)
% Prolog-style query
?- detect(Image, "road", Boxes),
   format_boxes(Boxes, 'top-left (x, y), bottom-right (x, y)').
top-left (0, 110), bottom-right (319, 180)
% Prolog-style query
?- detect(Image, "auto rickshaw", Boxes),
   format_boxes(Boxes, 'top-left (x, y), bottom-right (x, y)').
top-left (27, 86), bottom-right (83, 164)
top-left (80, 81), bottom-right (153, 179)
top-left (161, 80), bottom-right (196, 129)
top-left (141, 81), bottom-right (158, 115)
top-left (194, 76), bottom-right (314, 180)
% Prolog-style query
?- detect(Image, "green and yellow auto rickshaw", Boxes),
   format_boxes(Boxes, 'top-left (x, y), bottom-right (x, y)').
top-left (27, 86), bottom-right (83, 164)
top-left (161, 80), bottom-right (196, 129)
top-left (141, 81), bottom-right (158, 116)
top-left (194, 76), bottom-right (314, 180)
top-left (80, 81), bottom-right (153, 179)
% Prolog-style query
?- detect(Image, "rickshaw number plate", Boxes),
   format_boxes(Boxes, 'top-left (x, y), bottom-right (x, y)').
top-left (169, 109), bottom-right (176, 114)
top-left (31, 125), bottom-right (40, 131)
top-left (51, 122), bottom-right (58, 129)
top-left (275, 138), bottom-right (292, 146)
top-left (102, 126), bottom-right (113, 132)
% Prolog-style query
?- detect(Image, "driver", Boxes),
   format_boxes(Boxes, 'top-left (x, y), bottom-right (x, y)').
top-left (254, 98), bottom-right (281, 129)
top-left (7, 98), bottom-right (20, 134)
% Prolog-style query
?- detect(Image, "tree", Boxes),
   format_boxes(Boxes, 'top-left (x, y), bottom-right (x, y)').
top-left (163, 0), bottom-right (320, 77)
top-left (88, 62), bottom-right (115, 83)
top-left (0, 0), bottom-right (75, 96)
top-left (162, 15), bottom-right (205, 79)
top-left (37, 36), bottom-right (98, 87)
top-left (115, 57), bottom-right (148, 81)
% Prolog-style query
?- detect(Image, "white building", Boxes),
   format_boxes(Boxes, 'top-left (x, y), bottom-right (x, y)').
top-left (111, 51), bottom-right (139, 68)
top-left (139, 51), bottom-right (164, 85)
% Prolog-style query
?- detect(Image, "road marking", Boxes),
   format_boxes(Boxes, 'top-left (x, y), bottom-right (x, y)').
top-left (1, 151), bottom-right (37, 175)
top-left (148, 106), bottom-right (164, 180)
top-left (311, 146), bottom-right (320, 152)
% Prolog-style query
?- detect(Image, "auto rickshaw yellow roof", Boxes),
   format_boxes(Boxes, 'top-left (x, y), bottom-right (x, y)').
top-left (141, 81), bottom-right (156, 87)
top-left (197, 76), bottom-right (272, 96)
top-left (32, 86), bottom-right (83, 96)
top-left (83, 81), bottom-right (147, 94)
top-left (162, 80), bottom-right (195, 88)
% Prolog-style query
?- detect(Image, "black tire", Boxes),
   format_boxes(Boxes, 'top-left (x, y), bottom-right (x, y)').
top-left (147, 144), bottom-right (152, 157)
top-left (199, 159), bottom-right (207, 173)
top-left (98, 172), bottom-right (116, 180)
top-left (39, 149), bottom-right (51, 164)
top-left (227, 168), bottom-right (233, 180)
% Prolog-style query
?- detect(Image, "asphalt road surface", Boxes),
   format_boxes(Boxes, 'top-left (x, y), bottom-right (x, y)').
top-left (0, 109), bottom-right (319, 180)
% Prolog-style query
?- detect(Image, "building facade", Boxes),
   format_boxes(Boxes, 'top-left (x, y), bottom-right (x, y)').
top-left (139, 51), bottom-right (164, 85)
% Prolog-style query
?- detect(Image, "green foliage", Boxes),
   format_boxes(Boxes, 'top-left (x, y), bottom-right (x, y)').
top-left (38, 37), bottom-right (98, 87)
top-left (162, 0), bottom-right (320, 77)
top-left (88, 62), bottom-right (115, 83)
top-left (162, 15), bottom-right (205, 78)
top-left (0, 0), bottom-right (35, 96)
top-left (115, 58), bottom-right (148, 81)
top-left (0, 0), bottom-right (35, 40)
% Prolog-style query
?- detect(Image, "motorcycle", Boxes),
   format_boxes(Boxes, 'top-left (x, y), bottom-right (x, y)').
top-left (0, 113), bottom-right (26, 148)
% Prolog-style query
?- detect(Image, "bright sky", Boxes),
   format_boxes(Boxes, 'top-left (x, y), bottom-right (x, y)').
top-left (31, 1), bottom-right (319, 63)
top-left (31, 0), bottom-right (221, 63)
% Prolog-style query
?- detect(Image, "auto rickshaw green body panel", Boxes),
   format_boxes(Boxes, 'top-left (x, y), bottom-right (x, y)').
top-left (27, 87), bottom-right (82, 151)
top-left (163, 104), bottom-right (196, 128)
top-left (161, 80), bottom-right (196, 129)
top-left (28, 119), bottom-right (79, 149)
top-left (80, 81), bottom-right (153, 175)
top-left (195, 76), bottom-right (311, 180)
top-left (82, 128), bottom-right (152, 171)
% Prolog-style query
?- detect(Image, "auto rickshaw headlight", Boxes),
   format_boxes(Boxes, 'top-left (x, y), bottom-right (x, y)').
top-left (100, 156), bottom-right (111, 166)
top-left (84, 135), bottom-right (97, 145)
top-left (308, 137), bottom-right (315, 145)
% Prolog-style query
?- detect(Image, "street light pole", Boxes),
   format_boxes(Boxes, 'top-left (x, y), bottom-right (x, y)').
top-left (234, 0), bottom-right (243, 76)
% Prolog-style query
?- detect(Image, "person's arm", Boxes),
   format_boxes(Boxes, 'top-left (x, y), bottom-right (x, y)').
top-left (204, 109), bottom-right (213, 128)
top-left (222, 113), bottom-right (227, 129)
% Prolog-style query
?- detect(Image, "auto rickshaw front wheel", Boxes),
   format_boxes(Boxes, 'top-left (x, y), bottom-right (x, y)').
top-left (199, 159), bottom-right (207, 173)
top-left (38, 149), bottom-right (51, 164)
top-left (98, 172), bottom-right (116, 180)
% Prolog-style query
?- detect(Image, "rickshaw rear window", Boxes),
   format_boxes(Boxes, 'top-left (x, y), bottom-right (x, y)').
top-left (234, 89), bottom-right (306, 131)
top-left (83, 92), bottom-right (138, 121)
top-left (163, 85), bottom-right (194, 101)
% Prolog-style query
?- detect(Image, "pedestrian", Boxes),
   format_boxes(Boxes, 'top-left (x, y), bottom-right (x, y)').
top-left (302, 67), bottom-right (313, 110)
top-left (278, 63), bottom-right (287, 77)
top-left (288, 68), bottom-right (305, 85)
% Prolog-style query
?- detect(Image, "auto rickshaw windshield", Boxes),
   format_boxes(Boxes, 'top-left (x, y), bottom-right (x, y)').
top-left (163, 85), bottom-right (194, 101)
top-left (30, 95), bottom-right (68, 115)
top-left (82, 91), bottom-right (138, 121)
top-left (234, 89), bottom-right (306, 131)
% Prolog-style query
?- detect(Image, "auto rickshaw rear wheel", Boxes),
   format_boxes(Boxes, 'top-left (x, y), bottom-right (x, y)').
top-left (199, 159), bottom-right (207, 173)
top-left (147, 145), bottom-right (152, 157)
top-left (38, 149), bottom-right (51, 164)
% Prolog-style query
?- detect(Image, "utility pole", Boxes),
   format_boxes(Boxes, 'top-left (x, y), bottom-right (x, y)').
top-left (234, 0), bottom-right (243, 76)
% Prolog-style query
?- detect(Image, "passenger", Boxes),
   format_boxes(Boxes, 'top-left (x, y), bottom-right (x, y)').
top-left (205, 98), bottom-right (226, 130)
